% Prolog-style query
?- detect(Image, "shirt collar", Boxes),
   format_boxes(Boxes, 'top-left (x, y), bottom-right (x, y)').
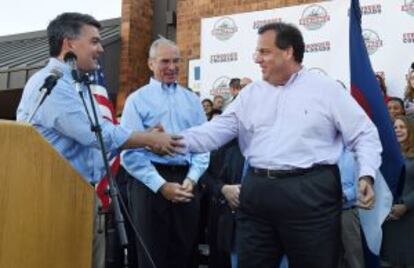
top-left (284, 66), bottom-right (304, 87)
top-left (150, 77), bottom-right (178, 91)
top-left (48, 57), bottom-right (73, 77)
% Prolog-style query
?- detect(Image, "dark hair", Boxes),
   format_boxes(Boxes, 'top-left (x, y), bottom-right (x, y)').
top-left (229, 78), bottom-right (241, 88)
top-left (388, 97), bottom-right (405, 113)
top-left (47, 12), bottom-right (101, 57)
top-left (208, 109), bottom-right (222, 121)
top-left (258, 22), bottom-right (305, 63)
top-left (201, 98), bottom-right (213, 106)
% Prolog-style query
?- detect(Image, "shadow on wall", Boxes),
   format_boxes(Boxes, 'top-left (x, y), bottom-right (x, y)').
top-left (0, 88), bottom-right (23, 120)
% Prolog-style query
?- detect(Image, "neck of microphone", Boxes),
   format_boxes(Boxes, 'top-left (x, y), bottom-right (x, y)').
top-left (43, 69), bottom-right (63, 94)
top-left (26, 68), bottom-right (63, 123)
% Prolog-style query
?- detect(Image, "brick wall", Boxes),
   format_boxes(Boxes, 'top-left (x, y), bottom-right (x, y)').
top-left (117, 0), bottom-right (153, 113)
top-left (176, 0), bottom-right (320, 85)
top-left (118, 0), bottom-right (320, 112)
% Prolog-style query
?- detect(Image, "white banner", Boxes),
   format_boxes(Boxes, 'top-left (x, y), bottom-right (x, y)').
top-left (200, 0), bottom-right (414, 101)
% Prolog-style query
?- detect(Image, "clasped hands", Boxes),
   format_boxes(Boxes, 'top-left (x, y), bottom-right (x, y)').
top-left (160, 178), bottom-right (195, 203)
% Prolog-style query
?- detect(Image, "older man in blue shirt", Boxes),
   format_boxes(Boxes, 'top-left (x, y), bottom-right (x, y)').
top-left (338, 149), bottom-right (365, 268)
top-left (121, 38), bottom-right (209, 268)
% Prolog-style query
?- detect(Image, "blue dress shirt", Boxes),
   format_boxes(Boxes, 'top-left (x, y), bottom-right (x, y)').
top-left (16, 58), bottom-right (132, 183)
top-left (121, 78), bottom-right (209, 193)
top-left (338, 149), bottom-right (358, 209)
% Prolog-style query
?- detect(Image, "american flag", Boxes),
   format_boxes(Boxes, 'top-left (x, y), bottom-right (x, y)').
top-left (89, 64), bottom-right (120, 212)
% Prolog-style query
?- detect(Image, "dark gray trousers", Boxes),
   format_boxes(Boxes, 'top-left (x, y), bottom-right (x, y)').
top-left (237, 165), bottom-right (342, 268)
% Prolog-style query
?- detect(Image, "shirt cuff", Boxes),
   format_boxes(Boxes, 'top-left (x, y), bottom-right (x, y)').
top-left (113, 125), bottom-right (133, 150)
top-left (343, 187), bottom-right (357, 204)
top-left (358, 167), bottom-right (376, 181)
top-left (179, 133), bottom-right (191, 154)
top-left (147, 174), bottom-right (167, 193)
top-left (186, 168), bottom-right (201, 184)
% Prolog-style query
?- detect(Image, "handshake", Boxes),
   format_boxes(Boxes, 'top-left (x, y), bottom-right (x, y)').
top-left (142, 124), bottom-right (184, 156)
top-left (147, 125), bottom-right (195, 203)
top-left (142, 125), bottom-right (195, 202)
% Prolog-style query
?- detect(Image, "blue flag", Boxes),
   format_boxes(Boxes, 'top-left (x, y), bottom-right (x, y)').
top-left (349, 0), bottom-right (403, 197)
top-left (349, 0), bottom-right (404, 266)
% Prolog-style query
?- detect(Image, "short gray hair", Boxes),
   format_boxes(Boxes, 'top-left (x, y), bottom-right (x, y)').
top-left (148, 38), bottom-right (179, 59)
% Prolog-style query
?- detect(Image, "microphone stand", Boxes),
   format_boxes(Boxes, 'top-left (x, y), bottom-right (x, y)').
top-left (77, 75), bottom-right (129, 268)
top-left (27, 80), bottom-right (57, 124)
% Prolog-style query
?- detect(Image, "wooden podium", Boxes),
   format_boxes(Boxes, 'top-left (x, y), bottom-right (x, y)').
top-left (0, 120), bottom-right (94, 268)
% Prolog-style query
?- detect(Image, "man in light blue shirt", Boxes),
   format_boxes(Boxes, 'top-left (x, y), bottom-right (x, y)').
top-left (338, 149), bottom-right (365, 268)
top-left (121, 38), bottom-right (209, 268)
top-left (16, 14), bottom-right (181, 184)
top-left (16, 13), bottom-right (182, 268)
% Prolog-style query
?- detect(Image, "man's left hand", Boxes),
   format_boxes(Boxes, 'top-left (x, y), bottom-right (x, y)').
top-left (182, 178), bottom-right (195, 193)
top-left (387, 204), bottom-right (407, 220)
top-left (357, 176), bottom-right (375, 209)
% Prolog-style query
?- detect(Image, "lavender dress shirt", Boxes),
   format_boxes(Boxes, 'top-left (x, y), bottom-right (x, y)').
top-left (182, 68), bottom-right (382, 179)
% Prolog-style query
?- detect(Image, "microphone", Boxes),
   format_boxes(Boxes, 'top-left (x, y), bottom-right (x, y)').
top-left (27, 68), bottom-right (63, 123)
top-left (42, 68), bottom-right (63, 92)
top-left (64, 51), bottom-right (83, 92)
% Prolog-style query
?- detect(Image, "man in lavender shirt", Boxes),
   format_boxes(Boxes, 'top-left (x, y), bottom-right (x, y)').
top-left (181, 22), bottom-right (382, 268)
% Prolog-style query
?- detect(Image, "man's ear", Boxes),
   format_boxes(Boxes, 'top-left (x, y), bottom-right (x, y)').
top-left (61, 37), bottom-right (76, 52)
top-left (148, 58), bottom-right (154, 72)
top-left (285, 46), bottom-right (294, 61)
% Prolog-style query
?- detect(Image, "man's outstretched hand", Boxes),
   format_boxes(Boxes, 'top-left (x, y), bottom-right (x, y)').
top-left (146, 125), bottom-right (184, 156)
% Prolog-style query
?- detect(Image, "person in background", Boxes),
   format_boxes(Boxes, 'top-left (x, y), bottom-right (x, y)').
top-left (381, 115), bottom-right (414, 268)
top-left (240, 77), bottom-right (253, 89)
top-left (387, 97), bottom-right (406, 121)
top-left (213, 95), bottom-right (225, 111)
top-left (202, 98), bottom-right (213, 117)
top-left (229, 78), bottom-right (241, 100)
top-left (403, 69), bottom-right (414, 120)
top-left (204, 137), bottom-right (244, 268)
top-left (337, 149), bottom-right (365, 268)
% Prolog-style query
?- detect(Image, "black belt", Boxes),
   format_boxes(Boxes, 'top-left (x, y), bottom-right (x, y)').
top-left (343, 205), bottom-right (357, 211)
top-left (152, 163), bottom-right (189, 173)
top-left (251, 164), bottom-right (333, 179)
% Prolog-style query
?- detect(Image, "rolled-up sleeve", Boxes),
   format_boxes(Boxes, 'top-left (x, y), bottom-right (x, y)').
top-left (330, 87), bottom-right (382, 179)
top-left (120, 96), bottom-right (165, 193)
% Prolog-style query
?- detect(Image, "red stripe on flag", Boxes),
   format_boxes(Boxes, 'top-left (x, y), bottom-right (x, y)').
top-left (92, 81), bottom-right (120, 211)
top-left (351, 84), bottom-right (372, 119)
top-left (94, 94), bottom-right (118, 123)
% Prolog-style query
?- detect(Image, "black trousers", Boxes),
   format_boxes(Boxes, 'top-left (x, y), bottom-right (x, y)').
top-left (237, 165), bottom-right (342, 268)
top-left (127, 164), bottom-right (199, 268)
